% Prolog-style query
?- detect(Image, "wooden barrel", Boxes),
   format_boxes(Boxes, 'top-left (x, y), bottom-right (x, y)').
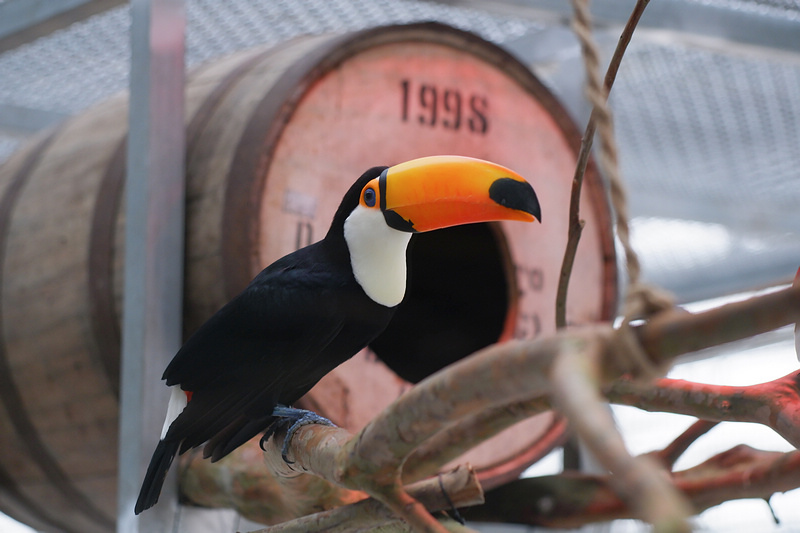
top-left (0, 23), bottom-right (616, 532)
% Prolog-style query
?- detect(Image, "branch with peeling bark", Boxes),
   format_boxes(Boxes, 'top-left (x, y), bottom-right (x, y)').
top-left (250, 464), bottom-right (483, 533)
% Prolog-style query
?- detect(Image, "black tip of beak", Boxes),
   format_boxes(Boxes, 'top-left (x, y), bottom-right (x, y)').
top-left (489, 178), bottom-right (542, 222)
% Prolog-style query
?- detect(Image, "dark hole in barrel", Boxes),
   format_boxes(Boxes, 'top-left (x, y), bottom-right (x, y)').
top-left (370, 222), bottom-right (513, 383)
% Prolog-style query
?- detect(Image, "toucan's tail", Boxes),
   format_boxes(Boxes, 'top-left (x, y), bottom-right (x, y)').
top-left (134, 438), bottom-right (180, 514)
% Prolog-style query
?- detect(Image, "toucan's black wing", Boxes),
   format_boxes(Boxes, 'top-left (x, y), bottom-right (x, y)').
top-left (161, 243), bottom-right (355, 454)
top-left (135, 245), bottom-right (361, 514)
top-left (165, 250), bottom-right (343, 386)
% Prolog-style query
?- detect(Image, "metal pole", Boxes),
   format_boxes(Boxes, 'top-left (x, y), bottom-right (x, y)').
top-left (117, 0), bottom-right (185, 531)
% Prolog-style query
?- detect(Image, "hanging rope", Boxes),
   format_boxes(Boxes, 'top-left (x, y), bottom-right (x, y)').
top-left (570, 0), bottom-right (672, 377)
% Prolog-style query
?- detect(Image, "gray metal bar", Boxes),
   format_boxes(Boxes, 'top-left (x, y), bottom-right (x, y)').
top-left (0, 0), bottom-right (92, 37)
top-left (117, 0), bottom-right (185, 532)
top-left (0, 0), bottom-right (126, 52)
top-left (0, 103), bottom-right (69, 134)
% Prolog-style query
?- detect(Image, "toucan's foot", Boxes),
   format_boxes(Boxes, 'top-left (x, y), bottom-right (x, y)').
top-left (260, 406), bottom-right (336, 463)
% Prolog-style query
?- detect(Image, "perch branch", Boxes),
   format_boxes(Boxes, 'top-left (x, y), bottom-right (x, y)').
top-left (181, 285), bottom-right (800, 528)
top-left (270, 338), bottom-right (568, 532)
top-left (248, 464), bottom-right (483, 533)
top-left (180, 438), bottom-right (366, 525)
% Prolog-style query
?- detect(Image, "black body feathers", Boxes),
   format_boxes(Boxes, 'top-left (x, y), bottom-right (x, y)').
top-left (134, 167), bottom-right (395, 514)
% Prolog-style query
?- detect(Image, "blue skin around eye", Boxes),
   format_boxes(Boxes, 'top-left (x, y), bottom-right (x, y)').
top-left (364, 188), bottom-right (376, 207)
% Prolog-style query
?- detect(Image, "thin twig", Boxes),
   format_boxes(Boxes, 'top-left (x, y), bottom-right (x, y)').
top-left (556, 0), bottom-right (651, 328)
top-left (652, 419), bottom-right (719, 469)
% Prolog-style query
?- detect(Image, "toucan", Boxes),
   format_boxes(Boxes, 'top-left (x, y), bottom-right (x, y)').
top-left (134, 155), bottom-right (541, 514)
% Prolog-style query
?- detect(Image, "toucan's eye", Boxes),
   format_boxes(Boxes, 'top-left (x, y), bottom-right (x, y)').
top-left (363, 187), bottom-right (376, 207)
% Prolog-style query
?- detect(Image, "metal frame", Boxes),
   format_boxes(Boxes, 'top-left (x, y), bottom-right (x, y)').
top-left (437, 0), bottom-right (800, 53)
top-left (0, 0), bottom-right (96, 38)
top-left (0, 0), bottom-right (126, 52)
top-left (117, 1), bottom-right (186, 531)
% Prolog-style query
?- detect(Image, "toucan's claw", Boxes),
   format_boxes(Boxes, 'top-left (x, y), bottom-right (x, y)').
top-left (260, 406), bottom-right (336, 463)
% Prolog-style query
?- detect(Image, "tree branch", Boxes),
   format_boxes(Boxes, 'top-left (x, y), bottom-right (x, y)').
top-left (248, 464), bottom-right (483, 533)
top-left (651, 420), bottom-right (719, 469)
top-left (402, 399), bottom-right (564, 485)
top-left (180, 284), bottom-right (800, 529)
top-left (549, 329), bottom-right (692, 531)
top-left (607, 370), bottom-right (800, 447)
top-left (180, 438), bottom-right (366, 526)
top-left (636, 286), bottom-right (800, 360)
top-left (467, 445), bottom-right (800, 528)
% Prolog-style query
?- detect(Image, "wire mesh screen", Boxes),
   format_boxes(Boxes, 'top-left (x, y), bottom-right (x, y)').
top-left (616, 41), bottom-right (800, 227)
top-left (1, 0), bottom-right (798, 300)
top-left (611, 37), bottom-right (800, 300)
top-left (701, 0), bottom-right (800, 15)
top-left (0, 1), bottom-right (534, 121)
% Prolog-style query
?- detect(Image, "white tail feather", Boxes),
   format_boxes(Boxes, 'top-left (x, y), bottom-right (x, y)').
top-left (161, 385), bottom-right (188, 440)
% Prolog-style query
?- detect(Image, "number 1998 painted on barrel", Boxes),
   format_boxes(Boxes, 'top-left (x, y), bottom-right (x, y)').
top-left (400, 79), bottom-right (489, 134)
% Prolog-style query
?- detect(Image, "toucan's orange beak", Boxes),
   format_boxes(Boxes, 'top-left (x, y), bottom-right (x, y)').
top-left (367, 155), bottom-right (541, 233)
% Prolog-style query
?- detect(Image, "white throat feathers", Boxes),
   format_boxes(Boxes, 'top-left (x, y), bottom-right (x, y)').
top-left (343, 205), bottom-right (412, 307)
